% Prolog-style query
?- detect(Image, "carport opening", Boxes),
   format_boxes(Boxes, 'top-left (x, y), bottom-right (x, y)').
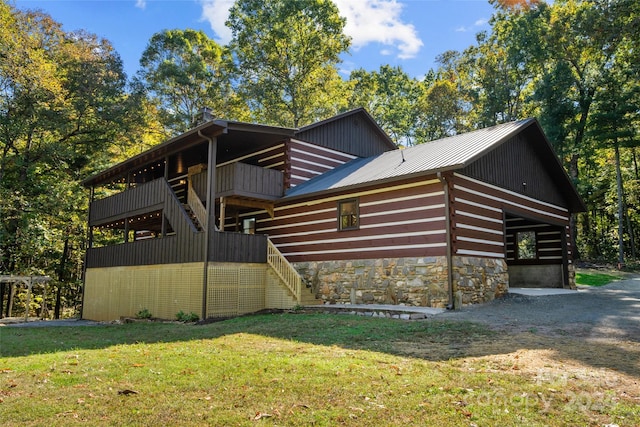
top-left (505, 213), bottom-right (567, 288)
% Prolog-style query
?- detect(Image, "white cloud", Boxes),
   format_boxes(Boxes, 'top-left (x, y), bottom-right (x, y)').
top-left (334, 0), bottom-right (423, 59)
top-left (199, 0), bottom-right (234, 44)
top-left (456, 17), bottom-right (489, 33)
top-left (198, 0), bottom-right (423, 59)
top-left (135, 0), bottom-right (146, 10)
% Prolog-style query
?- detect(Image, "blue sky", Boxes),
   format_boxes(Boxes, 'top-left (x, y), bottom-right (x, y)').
top-left (15, 0), bottom-right (496, 80)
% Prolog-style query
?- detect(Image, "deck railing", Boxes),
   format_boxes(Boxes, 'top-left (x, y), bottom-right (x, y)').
top-left (187, 185), bottom-right (207, 229)
top-left (267, 239), bottom-right (301, 303)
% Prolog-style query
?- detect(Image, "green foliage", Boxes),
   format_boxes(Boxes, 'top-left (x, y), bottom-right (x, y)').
top-left (347, 65), bottom-right (421, 146)
top-left (136, 308), bottom-right (153, 319)
top-left (575, 272), bottom-right (620, 287)
top-left (137, 29), bottom-right (246, 135)
top-left (0, 3), bottom-right (148, 316)
top-left (227, 0), bottom-right (350, 127)
top-left (175, 310), bottom-right (199, 322)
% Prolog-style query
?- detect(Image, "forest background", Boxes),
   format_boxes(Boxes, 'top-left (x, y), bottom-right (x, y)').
top-left (1, 0), bottom-right (639, 317)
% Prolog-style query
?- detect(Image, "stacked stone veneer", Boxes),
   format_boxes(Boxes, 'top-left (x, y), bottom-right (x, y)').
top-left (293, 256), bottom-right (509, 308)
top-left (452, 256), bottom-right (509, 305)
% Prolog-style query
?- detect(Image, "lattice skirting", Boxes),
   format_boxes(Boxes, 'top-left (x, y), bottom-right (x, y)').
top-left (83, 262), bottom-right (297, 321)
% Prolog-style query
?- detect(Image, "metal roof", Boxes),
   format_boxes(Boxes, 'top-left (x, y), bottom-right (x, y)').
top-left (285, 119), bottom-right (536, 198)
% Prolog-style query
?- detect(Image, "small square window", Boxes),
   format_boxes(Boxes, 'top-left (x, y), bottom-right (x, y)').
top-left (338, 199), bottom-right (359, 230)
top-left (516, 231), bottom-right (537, 260)
top-left (243, 218), bottom-right (256, 234)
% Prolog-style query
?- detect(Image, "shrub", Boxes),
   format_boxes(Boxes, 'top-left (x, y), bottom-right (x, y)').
top-left (176, 310), bottom-right (199, 322)
top-left (136, 308), bottom-right (152, 319)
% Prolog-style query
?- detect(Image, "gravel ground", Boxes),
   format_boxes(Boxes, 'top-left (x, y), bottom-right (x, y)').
top-left (2, 276), bottom-right (639, 341)
top-left (439, 276), bottom-right (640, 342)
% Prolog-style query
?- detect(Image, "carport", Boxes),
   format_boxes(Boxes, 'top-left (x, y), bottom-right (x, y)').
top-left (504, 213), bottom-right (572, 289)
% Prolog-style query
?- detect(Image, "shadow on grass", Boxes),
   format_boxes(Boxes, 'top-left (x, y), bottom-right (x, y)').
top-left (2, 281), bottom-right (639, 379)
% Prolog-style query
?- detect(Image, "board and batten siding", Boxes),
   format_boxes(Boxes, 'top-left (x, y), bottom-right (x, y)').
top-left (451, 173), bottom-right (572, 261)
top-left (295, 111), bottom-right (395, 157)
top-left (263, 178), bottom-right (447, 263)
top-left (287, 139), bottom-right (357, 187)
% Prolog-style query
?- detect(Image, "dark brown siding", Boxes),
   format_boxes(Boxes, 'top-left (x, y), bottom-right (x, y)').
top-left (86, 234), bottom-right (206, 267)
top-left (259, 178), bottom-right (447, 262)
top-left (505, 217), bottom-right (567, 265)
top-left (451, 173), bottom-right (573, 261)
top-left (461, 132), bottom-right (570, 208)
top-left (295, 114), bottom-right (394, 157)
top-left (288, 139), bottom-right (357, 188)
top-left (209, 232), bottom-right (267, 263)
top-left (216, 162), bottom-right (284, 199)
top-left (87, 178), bottom-right (204, 268)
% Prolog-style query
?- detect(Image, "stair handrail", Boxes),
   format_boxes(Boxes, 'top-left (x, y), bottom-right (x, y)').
top-left (187, 185), bottom-right (207, 229)
top-left (267, 239), bottom-right (301, 303)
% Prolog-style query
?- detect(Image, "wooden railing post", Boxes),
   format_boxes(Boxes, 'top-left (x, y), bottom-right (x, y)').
top-left (187, 185), bottom-right (208, 229)
top-left (267, 239), bottom-right (301, 303)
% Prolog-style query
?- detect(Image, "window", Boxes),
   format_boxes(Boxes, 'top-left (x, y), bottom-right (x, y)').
top-left (516, 231), bottom-right (537, 260)
top-left (338, 199), bottom-right (359, 230)
top-left (243, 218), bottom-right (256, 234)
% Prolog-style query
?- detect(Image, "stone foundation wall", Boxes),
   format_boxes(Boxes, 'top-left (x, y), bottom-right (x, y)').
top-left (451, 256), bottom-right (509, 306)
top-left (293, 257), bottom-right (450, 308)
top-left (293, 256), bottom-right (510, 309)
top-left (567, 263), bottom-right (576, 289)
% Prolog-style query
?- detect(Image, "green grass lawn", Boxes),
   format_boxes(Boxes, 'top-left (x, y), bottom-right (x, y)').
top-left (1, 314), bottom-right (637, 426)
top-left (575, 271), bottom-right (621, 286)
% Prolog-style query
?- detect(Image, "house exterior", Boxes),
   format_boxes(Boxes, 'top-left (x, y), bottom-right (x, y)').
top-left (81, 109), bottom-right (584, 321)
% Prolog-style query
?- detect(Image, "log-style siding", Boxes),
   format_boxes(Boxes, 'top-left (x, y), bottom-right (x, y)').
top-left (505, 217), bottom-right (566, 264)
top-left (287, 139), bottom-right (357, 187)
top-left (263, 179), bottom-right (447, 262)
top-left (451, 173), bottom-right (572, 261)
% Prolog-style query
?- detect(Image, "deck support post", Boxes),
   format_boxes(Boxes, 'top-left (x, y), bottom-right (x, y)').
top-left (200, 131), bottom-right (217, 321)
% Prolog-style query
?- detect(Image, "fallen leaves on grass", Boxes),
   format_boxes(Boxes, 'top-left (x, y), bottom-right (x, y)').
top-left (252, 411), bottom-right (272, 420)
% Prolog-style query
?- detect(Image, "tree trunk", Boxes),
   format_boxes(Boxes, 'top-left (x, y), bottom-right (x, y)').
top-left (614, 141), bottom-right (625, 268)
top-left (0, 282), bottom-right (4, 319)
top-left (6, 283), bottom-right (15, 317)
top-left (54, 237), bottom-right (70, 319)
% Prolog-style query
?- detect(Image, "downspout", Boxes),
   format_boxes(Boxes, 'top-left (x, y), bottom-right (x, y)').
top-left (437, 172), bottom-right (455, 310)
top-left (198, 130), bottom-right (215, 321)
top-left (81, 186), bottom-right (95, 320)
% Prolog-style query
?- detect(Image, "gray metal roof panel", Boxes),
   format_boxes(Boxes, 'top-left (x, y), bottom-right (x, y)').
top-left (284, 119), bottom-right (535, 199)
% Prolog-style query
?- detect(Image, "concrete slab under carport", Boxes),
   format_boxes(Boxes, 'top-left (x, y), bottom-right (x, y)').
top-left (509, 287), bottom-right (578, 296)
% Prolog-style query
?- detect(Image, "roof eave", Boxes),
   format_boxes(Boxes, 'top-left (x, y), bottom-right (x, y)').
top-left (278, 165), bottom-right (461, 205)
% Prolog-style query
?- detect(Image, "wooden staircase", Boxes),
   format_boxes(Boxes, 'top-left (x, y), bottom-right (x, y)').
top-left (267, 240), bottom-right (323, 306)
top-left (183, 204), bottom-right (204, 232)
top-left (299, 285), bottom-right (323, 306)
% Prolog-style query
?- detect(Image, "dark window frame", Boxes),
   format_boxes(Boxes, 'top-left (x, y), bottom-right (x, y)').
top-left (337, 198), bottom-right (359, 231)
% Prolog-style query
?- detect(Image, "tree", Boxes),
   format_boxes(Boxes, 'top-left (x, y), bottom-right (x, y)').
top-left (416, 79), bottom-right (463, 141)
top-left (0, 3), bottom-right (142, 316)
top-left (138, 29), bottom-right (244, 135)
top-left (347, 65), bottom-right (421, 146)
top-left (227, 0), bottom-right (350, 128)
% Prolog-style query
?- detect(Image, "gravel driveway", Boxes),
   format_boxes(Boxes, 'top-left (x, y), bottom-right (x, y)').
top-left (439, 276), bottom-right (640, 342)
